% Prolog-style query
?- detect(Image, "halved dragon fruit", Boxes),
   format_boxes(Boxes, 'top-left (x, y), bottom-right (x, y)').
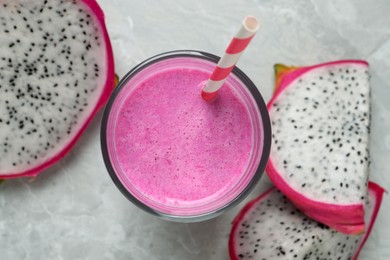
top-left (0, 0), bottom-right (115, 178)
top-left (266, 61), bottom-right (371, 234)
top-left (229, 182), bottom-right (385, 259)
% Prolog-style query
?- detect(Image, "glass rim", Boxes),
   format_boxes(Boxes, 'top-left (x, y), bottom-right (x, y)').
top-left (100, 50), bottom-right (271, 222)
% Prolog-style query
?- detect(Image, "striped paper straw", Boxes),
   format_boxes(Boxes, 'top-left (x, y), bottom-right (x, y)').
top-left (201, 16), bottom-right (260, 101)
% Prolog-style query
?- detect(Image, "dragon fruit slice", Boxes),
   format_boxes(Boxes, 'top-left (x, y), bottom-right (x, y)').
top-left (0, 0), bottom-right (115, 178)
top-left (266, 60), bottom-right (371, 234)
top-left (229, 182), bottom-right (385, 260)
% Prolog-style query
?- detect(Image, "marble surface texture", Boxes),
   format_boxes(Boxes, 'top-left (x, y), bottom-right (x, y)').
top-left (1, 0), bottom-right (390, 259)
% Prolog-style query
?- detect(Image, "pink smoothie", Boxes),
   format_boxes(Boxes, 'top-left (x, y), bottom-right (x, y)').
top-left (113, 67), bottom-right (253, 209)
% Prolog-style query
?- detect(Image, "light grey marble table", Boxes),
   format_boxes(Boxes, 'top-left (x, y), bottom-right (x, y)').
top-left (1, 0), bottom-right (390, 259)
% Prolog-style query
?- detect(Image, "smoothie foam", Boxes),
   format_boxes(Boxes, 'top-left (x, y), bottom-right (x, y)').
top-left (115, 68), bottom-right (251, 204)
top-left (104, 54), bottom-right (267, 217)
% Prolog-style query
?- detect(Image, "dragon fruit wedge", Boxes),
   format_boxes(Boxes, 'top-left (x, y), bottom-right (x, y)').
top-left (266, 60), bottom-right (371, 234)
top-left (0, 0), bottom-right (115, 178)
top-left (229, 182), bottom-right (384, 260)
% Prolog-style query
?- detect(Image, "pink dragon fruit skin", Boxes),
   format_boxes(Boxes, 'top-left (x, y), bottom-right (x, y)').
top-left (266, 60), bottom-right (371, 234)
top-left (229, 182), bottom-right (385, 260)
top-left (266, 160), bottom-right (365, 234)
top-left (0, 0), bottom-right (115, 178)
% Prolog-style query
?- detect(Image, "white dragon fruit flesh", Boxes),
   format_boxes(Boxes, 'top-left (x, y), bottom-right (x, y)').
top-left (229, 182), bottom-right (384, 260)
top-left (266, 61), bottom-right (371, 234)
top-left (0, 0), bottom-right (115, 178)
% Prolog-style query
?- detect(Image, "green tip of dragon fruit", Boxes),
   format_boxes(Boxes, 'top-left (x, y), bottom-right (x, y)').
top-left (266, 60), bottom-right (371, 234)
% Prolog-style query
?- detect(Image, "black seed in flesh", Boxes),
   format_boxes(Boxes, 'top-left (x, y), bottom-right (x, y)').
top-left (0, 0), bottom-right (107, 174)
top-left (269, 63), bottom-right (370, 206)
top-left (231, 188), bottom-right (377, 259)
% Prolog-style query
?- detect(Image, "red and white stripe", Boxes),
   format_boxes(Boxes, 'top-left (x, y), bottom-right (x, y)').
top-left (201, 16), bottom-right (260, 101)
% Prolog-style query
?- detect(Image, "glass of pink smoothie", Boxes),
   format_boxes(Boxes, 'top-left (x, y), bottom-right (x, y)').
top-left (101, 50), bottom-right (271, 222)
